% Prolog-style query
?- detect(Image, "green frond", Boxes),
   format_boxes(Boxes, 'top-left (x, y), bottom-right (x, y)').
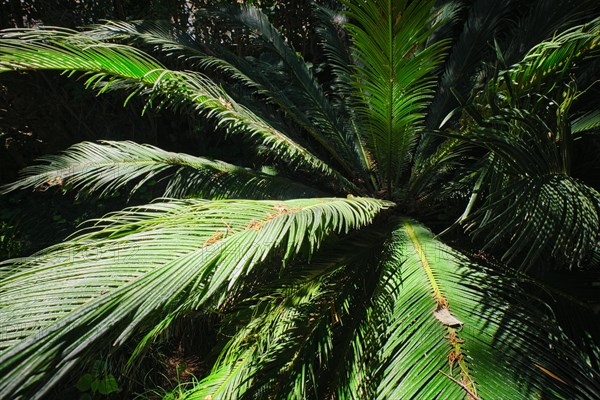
top-left (572, 109), bottom-right (600, 134)
top-left (0, 197), bottom-right (391, 399)
top-left (183, 275), bottom-right (332, 400)
top-left (372, 220), bottom-right (599, 399)
top-left (181, 227), bottom-right (386, 400)
top-left (313, 4), bottom-right (354, 98)
top-left (419, 3), bottom-right (599, 163)
top-left (0, 140), bottom-right (323, 200)
top-left (86, 20), bottom-right (267, 94)
top-left (313, 4), bottom-right (377, 190)
top-left (0, 28), bottom-right (358, 194)
top-left (212, 4), bottom-right (372, 184)
top-left (334, 220), bottom-right (600, 399)
top-left (418, 0), bottom-right (514, 157)
top-left (85, 20), bottom-right (204, 63)
top-left (453, 104), bottom-right (600, 268)
top-left (455, 77), bottom-right (599, 269)
top-left (177, 220), bottom-right (600, 399)
top-left (408, 136), bottom-right (464, 199)
top-left (503, 0), bottom-right (600, 65)
top-left (508, 16), bottom-right (600, 95)
top-left (343, 0), bottom-right (449, 193)
top-left (468, 171), bottom-right (600, 270)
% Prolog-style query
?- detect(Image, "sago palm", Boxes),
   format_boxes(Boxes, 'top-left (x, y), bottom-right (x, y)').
top-left (1, 1), bottom-right (599, 399)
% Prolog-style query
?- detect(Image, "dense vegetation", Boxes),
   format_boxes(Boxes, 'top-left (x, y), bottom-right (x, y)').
top-left (1, 0), bottom-right (599, 399)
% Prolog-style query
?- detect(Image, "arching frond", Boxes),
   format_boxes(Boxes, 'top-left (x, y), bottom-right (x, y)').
top-left (503, 0), bottom-right (600, 65)
top-left (452, 23), bottom-right (600, 268)
top-left (508, 16), bottom-right (600, 95)
top-left (468, 169), bottom-right (599, 270)
top-left (178, 220), bottom-right (600, 399)
top-left (416, 0), bottom-right (514, 160)
top-left (98, 18), bottom-right (351, 171)
top-left (426, 0), bottom-right (513, 127)
top-left (313, 4), bottom-right (377, 189)
top-left (455, 103), bottom-right (600, 269)
top-left (211, 4), bottom-right (371, 184)
top-left (372, 221), bottom-right (599, 399)
top-left (180, 227), bottom-right (386, 400)
top-left (182, 257), bottom-right (345, 400)
top-left (0, 28), bottom-right (358, 194)
top-left (344, 0), bottom-right (448, 192)
top-left (86, 20), bottom-right (270, 97)
top-left (0, 140), bottom-right (323, 200)
top-left (84, 20), bottom-right (204, 64)
top-left (0, 197), bottom-right (391, 399)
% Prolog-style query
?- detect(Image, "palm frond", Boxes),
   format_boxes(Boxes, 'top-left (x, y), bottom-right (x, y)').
top-left (419, 5), bottom-right (600, 168)
top-left (0, 28), bottom-right (358, 194)
top-left (421, 0), bottom-right (514, 137)
top-left (211, 4), bottom-right (371, 184)
top-left (182, 265), bottom-right (337, 399)
top-left (179, 220), bottom-right (600, 399)
top-left (373, 220), bottom-right (599, 399)
top-left (452, 25), bottom-right (600, 268)
top-left (572, 109), bottom-right (600, 135)
top-left (181, 227), bottom-right (386, 400)
top-left (313, 4), bottom-right (377, 191)
top-left (0, 140), bottom-right (323, 200)
top-left (344, 0), bottom-right (448, 192)
top-left (84, 20), bottom-right (204, 64)
top-left (0, 197), bottom-right (391, 399)
top-left (503, 0), bottom-right (600, 65)
top-left (508, 16), bottom-right (600, 95)
top-left (85, 20), bottom-right (271, 97)
top-left (454, 103), bottom-right (600, 269)
top-left (469, 170), bottom-right (599, 270)
top-left (313, 4), bottom-right (354, 98)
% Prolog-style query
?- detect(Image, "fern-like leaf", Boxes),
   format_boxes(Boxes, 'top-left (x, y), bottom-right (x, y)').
top-left (0, 140), bottom-right (323, 200)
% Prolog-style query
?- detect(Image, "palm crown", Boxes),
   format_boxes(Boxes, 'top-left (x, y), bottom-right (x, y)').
top-left (1, 1), bottom-right (599, 399)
